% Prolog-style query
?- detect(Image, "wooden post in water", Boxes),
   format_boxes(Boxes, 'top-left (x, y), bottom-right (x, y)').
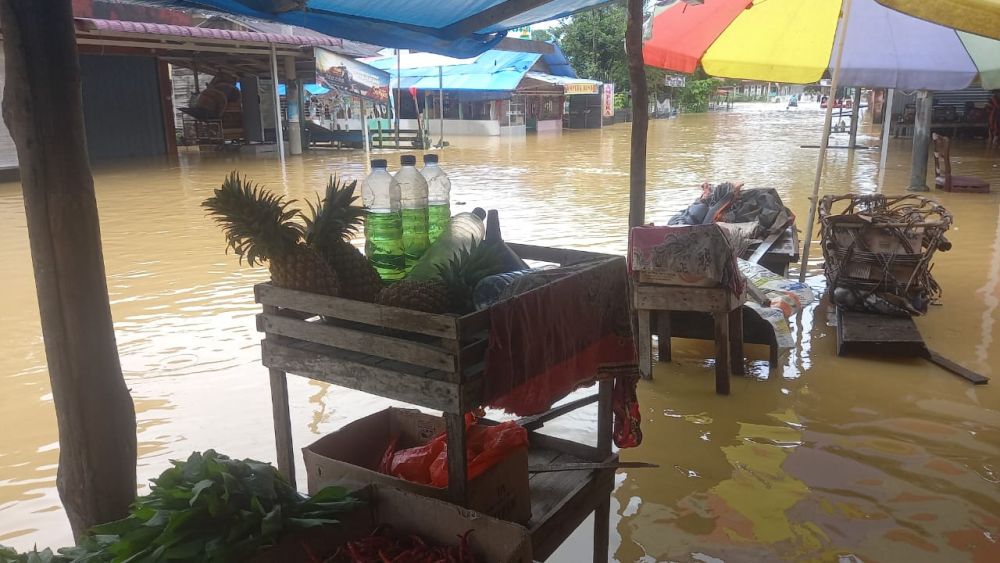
top-left (626, 0), bottom-right (648, 229)
top-left (878, 88), bottom-right (895, 188)
top-left (848, 88), bottom-right (862, 148)
top-left (0, 0), bottom-right (137, 537)
top-left (909, 90), bottom-right (933, 192)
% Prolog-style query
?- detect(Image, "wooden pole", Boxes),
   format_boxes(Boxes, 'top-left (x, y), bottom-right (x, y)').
top-left (878, 88), bottom-right (895, 188)
top-left (798, 0), bottom-right (854, 282)
top-left (269, 43), bottom-right (285, 163)
top-left (439, 66), bottom-right (444, 147)
top-left (909, 90), bottom-right (933, 191)
top-left (848, 88), bottom-right (862, 148)
top-left (626, 0), bottom-right (648, 229)
top-left (0, 0), bottom-right (136, 537)
top-left (284, 56), bottom-right (302, 156)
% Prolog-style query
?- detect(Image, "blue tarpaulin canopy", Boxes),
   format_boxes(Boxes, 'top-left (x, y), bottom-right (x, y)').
top-left (169, 0), bottom-right (614, 57)
top-left (366, 50), bottom-right (541, 94)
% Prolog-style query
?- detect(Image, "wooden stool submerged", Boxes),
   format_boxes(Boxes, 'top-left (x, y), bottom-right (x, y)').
top-left (633, 284), bottom-right (745, 395)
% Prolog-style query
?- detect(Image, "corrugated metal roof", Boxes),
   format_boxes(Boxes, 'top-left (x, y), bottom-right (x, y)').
top-left (75, 17), bottom-right (346, 47)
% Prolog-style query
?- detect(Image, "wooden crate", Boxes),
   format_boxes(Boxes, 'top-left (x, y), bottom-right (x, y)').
top-left (255, 243), bottom-right (615, 415)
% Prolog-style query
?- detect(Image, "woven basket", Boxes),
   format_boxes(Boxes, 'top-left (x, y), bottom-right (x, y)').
top-left (818, 194), bottom-right (952, 315)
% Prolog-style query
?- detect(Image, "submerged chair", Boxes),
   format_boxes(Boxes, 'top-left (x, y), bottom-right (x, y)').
top-left (932, 133), bottom-right (990, 193)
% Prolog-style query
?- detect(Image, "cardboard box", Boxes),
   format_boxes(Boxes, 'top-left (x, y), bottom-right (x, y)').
top-left (303, 408), bottom-right (531, 523)
top-left (253, 484), bottom-right (533, 563)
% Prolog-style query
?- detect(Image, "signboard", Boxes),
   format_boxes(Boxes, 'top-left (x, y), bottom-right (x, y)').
top-left (664, 75), bottom-right (686, 87)
top-left (602, 83), bottom-right (615, 117)
top-left (314, 48), bottom-right (390, 102)
top-left (565, 82), bottom-right (600, 95)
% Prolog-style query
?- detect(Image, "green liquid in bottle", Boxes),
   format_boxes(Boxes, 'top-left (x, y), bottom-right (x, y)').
top-left (365, 211), bottom-right (405, 281)
top-left (427, 203), bottom-right (451, 244)
top-left (401, 207), bottom-right (430, 271)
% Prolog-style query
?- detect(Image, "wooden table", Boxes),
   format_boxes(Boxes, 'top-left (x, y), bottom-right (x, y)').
top-left (256, 243), bottom-right (621, 562)
top-left (634, 284), bottom-right (745, 394)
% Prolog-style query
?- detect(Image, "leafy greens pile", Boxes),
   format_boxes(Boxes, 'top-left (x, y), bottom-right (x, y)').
top-left (1, 450), bottom-right (362, 563)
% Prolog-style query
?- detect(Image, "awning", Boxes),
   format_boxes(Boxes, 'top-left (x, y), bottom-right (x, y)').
top-left (166, 0), bottom-right (617, 57)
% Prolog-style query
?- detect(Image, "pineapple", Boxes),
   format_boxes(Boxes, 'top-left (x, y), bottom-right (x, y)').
top-left (203, 171), bottom-right (340, 296)
top-left (377, 240), bottom-right (508, 314)
top-left (304, 175), bottom-right (385, 302)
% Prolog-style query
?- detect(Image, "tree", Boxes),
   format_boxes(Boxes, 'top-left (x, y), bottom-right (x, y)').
top-left (1, 0), bottom-right (137, 538)
top-left (552, 2), bottom-right (669, 99)
top-left (530, 28), bottom-right (554, 43)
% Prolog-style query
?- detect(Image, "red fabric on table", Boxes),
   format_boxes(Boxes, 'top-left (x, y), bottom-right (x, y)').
top-left (483, 256), bottom-right (642, 448)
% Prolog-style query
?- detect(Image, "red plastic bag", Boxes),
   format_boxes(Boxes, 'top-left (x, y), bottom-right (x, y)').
top-left (382, 419), bottom-right (527, 488)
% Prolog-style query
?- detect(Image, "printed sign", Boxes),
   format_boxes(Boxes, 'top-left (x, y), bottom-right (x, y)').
top-left (565, 82), bottom-right (600, 95)
top-left (603, 83), bottom-right (615, 117)
top-left (314, 48), bottom-right (390, 102)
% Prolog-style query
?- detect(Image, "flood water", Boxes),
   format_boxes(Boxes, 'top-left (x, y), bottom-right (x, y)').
top-left (1, 102), bottom-right (998, 561)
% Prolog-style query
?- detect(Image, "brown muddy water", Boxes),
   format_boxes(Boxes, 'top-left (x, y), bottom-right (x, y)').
top-left (1, 102), bottom-right (998, 561)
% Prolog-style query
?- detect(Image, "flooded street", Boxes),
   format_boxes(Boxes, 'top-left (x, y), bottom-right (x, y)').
top-left (1, 102), bottom-right (998, 561)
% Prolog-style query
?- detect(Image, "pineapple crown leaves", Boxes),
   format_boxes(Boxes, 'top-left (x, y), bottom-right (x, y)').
top-left (303, 174), bottom-right (366, 252)
top-left (435, 239), bottom-right (509, 291)
top-left (201, 171), bottom-right (305, 266)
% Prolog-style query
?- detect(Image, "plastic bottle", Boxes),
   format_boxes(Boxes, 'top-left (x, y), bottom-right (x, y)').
top-left (392, 154), bottom-right (430, 271)
top-left (421, 154), bottom-right (452, 244)
top-left (407, 210), bottom-right (486, 280)
top-left (361, 159), bottom-right (404, 281)
top-left (473, 269), bottom-right (535, 310)
top-left (484, 209), bottom-right (529, 272)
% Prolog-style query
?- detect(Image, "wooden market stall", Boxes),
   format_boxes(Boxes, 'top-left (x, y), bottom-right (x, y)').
top-left (256, 243), bottom-right (622, 561)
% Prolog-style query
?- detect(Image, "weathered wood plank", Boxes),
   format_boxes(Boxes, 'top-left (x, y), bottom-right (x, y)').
top-left (635, 285), bottom-right (740, 313)
top-left (836, 307), bottom-right (926, 357)
top-left (637, 308), bottom-right (652, 379)
top-left (258, 313), bottom-right (457, 373)
top-left (597, 380), bottom-right (613, 456)
top-left (729, 306), bottom-right (745, 376)
top-left (262, 340), bottom-right (465, 413)
top-left (255, 283), bottom-right (459, 339)
top-left (516, 394), bottom-right (599, 431)
top-left (444, 412), bottom-right (468, 507)
top-left (268, 368), bottom-right (296, 487)
top-left (529, 432), bottom-right (604, 462)
top-left (925, 349), bottom-right (990, 384)
top-left (713, 313), bottom-right (731, 395)
top-left (529, 455), bottom-right (616, 561)
top-left (507, 243), bottom-right (613, 265)
top-left (593, 496), bottom-right (610, 563)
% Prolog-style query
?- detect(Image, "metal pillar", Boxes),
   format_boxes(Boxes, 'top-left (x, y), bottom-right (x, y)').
top-left (909, 90), bottom-right (933, 191)
top-left (361, 98), bottom-right (370, 159)
top-left (848, 88), bottom-right (862, 148)
top-left (269, 43), bottom-right (285, 163)
top-left (799, 0), bottom-right (854, 282)
top-left (878, 88), bottom-right (895, 188)
top-left (283, 56), bottom-right (302, 155)
top-left (395, 49), bottom-right (401, 150)
top-left (438, 66), bottom-right (444, 147)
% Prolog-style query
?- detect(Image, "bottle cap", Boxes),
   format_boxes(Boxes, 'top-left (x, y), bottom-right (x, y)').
top-left (472, 207), bottom-right (487, 219)
top-left (371, 159), bottom-right (387, 169)
top-left (423, 154), bottom-right (439, 164)
top-left (400, 154), bottom-right (416, 166)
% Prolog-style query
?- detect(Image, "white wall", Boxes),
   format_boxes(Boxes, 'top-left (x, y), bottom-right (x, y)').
top-left (0, 51), bottom-right (18, 170)
top-left (399, 118), bottom-right (501, 136)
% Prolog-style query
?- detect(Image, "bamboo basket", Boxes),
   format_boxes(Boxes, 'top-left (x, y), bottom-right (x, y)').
top-left (818, 194), bottom-right (952, 315)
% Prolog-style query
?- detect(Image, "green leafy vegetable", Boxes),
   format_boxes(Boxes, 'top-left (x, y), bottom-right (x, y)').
top-left (3, 450), bottom-right (361, 563)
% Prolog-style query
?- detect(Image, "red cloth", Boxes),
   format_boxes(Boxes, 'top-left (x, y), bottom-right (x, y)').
top-left (483, 257), bottom-right (642, 448)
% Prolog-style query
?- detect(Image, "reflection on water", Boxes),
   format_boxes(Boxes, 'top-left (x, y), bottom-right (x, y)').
top-left (1, 102), bottom-right (998, 560)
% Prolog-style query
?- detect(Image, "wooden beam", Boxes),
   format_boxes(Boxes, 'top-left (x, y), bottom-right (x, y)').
top-left (0, 0), bottom-right (136, 537)
top-left (626, 0), bottom-right (648, 229)
top-left (441, 0), bottom-right (551, 38)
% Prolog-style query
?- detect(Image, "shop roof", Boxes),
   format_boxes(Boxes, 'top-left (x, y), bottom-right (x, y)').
top-left (75, 17), bottom-right (348, 48)
top-left (366, 49), bottom-right (542, 92)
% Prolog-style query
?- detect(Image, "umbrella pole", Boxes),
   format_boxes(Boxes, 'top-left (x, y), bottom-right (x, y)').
top-left (626, 0), bottom-right (648, 229)
top-left (798, 0), bottom-right (854, 282)
top-left (877, 88), bottom-right (895, 188)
